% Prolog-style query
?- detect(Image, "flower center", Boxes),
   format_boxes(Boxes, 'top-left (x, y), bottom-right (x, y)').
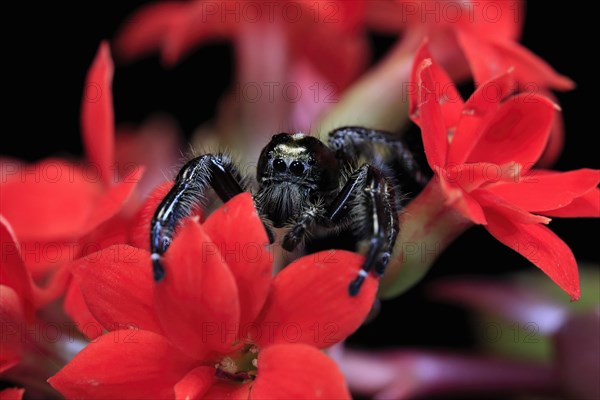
top-left (215, 344), bottom-right (259, 383)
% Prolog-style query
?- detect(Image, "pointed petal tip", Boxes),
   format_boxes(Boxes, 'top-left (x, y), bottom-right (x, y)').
top-left (556, 76), bottom-right (577, 91)
top-left (569, 286), bottom-right (581, 302)
top-left (93, 40), bottom-right (114, 73)
top-left (98, 40), bottom-right (111, 56)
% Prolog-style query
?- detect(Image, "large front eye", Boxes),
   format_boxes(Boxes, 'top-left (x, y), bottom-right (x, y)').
top-left (273, 158), bottom-right (286, 172)
top-left (289, 160), bottom-right (305, 176)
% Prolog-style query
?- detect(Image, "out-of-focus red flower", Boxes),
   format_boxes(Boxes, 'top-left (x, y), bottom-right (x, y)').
top-left (1, 43), bottom-right (181, 329)
top-left (0, 388), bottom-right (25, 400)
top-left (115, 0), bottom-right (375, 158)
top-left (380, 43), bottom-right (598, 300)
top-left (115, 0), bottom-right (367, 91)
top-left (49, 193), bottom-right (376, 398)
top-left (0, 42), bottom-right (143, 283)
top-left (0, 216), bottom-right (58, 374)
top-left (368, 0), bottom-right (573, 90)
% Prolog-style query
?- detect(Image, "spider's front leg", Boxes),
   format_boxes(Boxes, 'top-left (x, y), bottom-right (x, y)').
top-left (281, 202), bottom-right (325, 252)
top-left (150, 154), bottom-right (245, 281)
top-left (327, 164), bottom-right (399, 296)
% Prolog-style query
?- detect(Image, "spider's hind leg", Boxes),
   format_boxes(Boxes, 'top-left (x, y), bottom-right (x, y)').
top-left (328, 126), bottom-right (431, 194)
top-left (326, 164), bottom-right (399, 296)
top-left (150, 153), bottom-right (246, 281)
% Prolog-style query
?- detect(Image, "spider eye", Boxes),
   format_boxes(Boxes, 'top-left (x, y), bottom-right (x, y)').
top-left (289, 160), bottom-right (305, 176)
top-left (273, 158), bottom-right (287, 172)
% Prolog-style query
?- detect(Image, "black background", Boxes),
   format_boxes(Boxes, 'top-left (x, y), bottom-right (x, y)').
top-left (4, 2), bottom-right (598, 353)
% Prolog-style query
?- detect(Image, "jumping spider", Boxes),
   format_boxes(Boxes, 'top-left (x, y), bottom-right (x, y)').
top-left (150, 127), bottom-right (429, 296)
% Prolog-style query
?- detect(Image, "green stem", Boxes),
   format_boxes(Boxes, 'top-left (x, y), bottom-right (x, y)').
top-left (379, 181), bottom-right (472, 298)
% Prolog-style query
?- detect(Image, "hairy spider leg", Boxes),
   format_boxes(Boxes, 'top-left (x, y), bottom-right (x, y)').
top-left (328, 126), bottom-right (430, 189)
top-left (281, 203), bottom-right (324, 251)
top-left (150, 154), bottom-right (245, 281)
top-left (327, 165), bottom-right (399, 296)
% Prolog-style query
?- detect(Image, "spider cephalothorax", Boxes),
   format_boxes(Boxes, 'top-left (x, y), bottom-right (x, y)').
top-left (151, 127), bottom-right (429, 295)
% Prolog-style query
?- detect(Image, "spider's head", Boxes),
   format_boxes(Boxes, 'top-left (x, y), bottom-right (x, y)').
top-left (257, 133), bottom-right (339, 191)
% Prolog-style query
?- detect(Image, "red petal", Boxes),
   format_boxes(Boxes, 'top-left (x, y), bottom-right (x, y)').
top-left (486, 169), bottom-right (600, 212)
top-left (457, 32), bottom-right (574, 91)
top-left (443, 162), bottom-right (519, 193)
top-left (0, 161), bottom-right (141, 242)
top-left (115, 2), bottom-right (232, 65)
top-left (254, 251), bottom-right (375, 349)
top-left (203, 193), bottom-right (272, 330)
top-left (155, 220), bottom-right (240, 358)
top-left (0, 216), bottom-right (35, 321)
top-left (203, 382), bottom-right (250, 400)
top-left (299, 1), bottom-right (369, 92)
top-left (537, 93), bottom-right (565, 168)
top-left (484, 210), bottom-right (580, 300)
top-left (82, 42), bottom-right (115, 186)
top-left (543, 188), bottom-right (600, 218)
top-left (115, 2), bottom-right (186, 61)
top-left (64, 282), bottom-right (104, 340)
top-left (411, 55), bottom-right (449, 168)
top-left (476, 190), bottom-right (550, 225)
top-left (410, 41), bottom-right (464, 133)
top-left (78, 214), bottom-right (131, 259)
top-left (0, 388), bottom-right (24, 400)
top-left (251, 344), bottom-right (350, 399)
top-left (448, 72), bottom-right (515, 164)
top-left (69, 245), bottom-right (163, 335)
top-left (438, 176), bottom-right (487, 225)
top-left (174, 366), bottom-right (215, 400)
top-left (48, 330), bottom-right (195, 399)
top-left (465, 93), bottom-right (555, 169)
top-left (160, 4), bottom-right (234, 66)
top-left (0, 160), bottom-right (101, 240)
top-left (0, 285), bottom-right (23, 374)
top-left (84, 166), bottom-right (145, 231)
top-left (457, 0), bottom-right (523, 41)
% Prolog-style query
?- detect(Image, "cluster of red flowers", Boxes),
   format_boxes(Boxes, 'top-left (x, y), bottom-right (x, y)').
top-left (1, 1), bottom-right (598, 398)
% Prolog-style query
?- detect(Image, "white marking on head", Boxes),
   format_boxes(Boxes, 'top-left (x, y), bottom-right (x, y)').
top-left (276, 144), bottom-right (307, 156)
top-left (291, 133), bottom-right (306, 140)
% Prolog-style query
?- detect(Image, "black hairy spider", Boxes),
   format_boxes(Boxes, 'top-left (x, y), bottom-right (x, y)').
top-left (150, 127), bottom-right (429, 296)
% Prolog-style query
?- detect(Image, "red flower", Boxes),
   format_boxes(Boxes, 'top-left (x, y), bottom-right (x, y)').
top-left (375, 0), bottom-right (573, 90)
top-left (317, 1), bottom-right (571, 166)
top-left (0, 216), bottom-right (53, 374)
top-left (114, 0), bottom-right (374, 149)
top-left (0, 388), bottom-right (24, 400)
top-left (0, 42), bottom-right (143, 282)
top-left (1, 43), bottom-right (181, 332)
top-left (403, 43), bottom-right (599, 300)
top-left (49, 193), bottom-right (376, 398)
top-left (115, 0), bottom-right (367, 92)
